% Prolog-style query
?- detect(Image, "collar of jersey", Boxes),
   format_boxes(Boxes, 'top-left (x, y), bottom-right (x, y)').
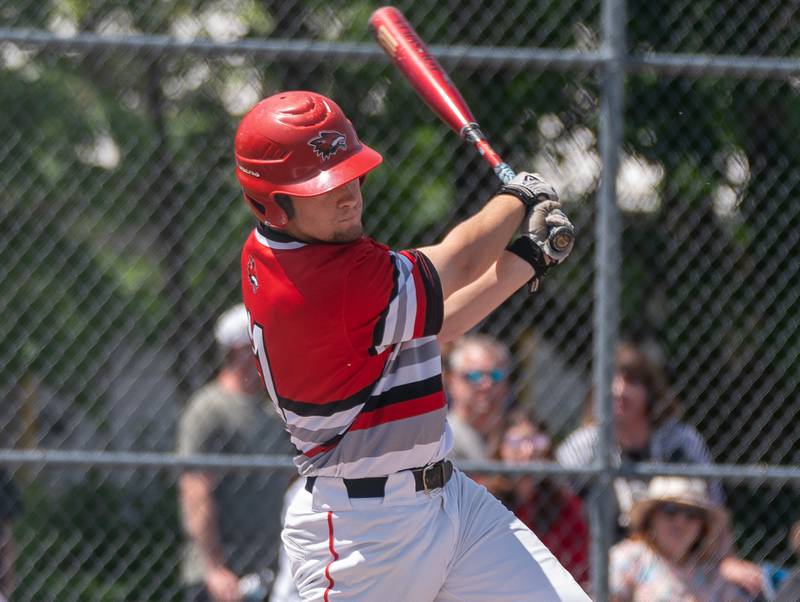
top-left (256, 223), bottom-right (308, 249)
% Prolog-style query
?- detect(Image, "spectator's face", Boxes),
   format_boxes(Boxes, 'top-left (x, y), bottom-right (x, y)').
top-left (500, 421), bottom-right (550, 464)
top-left (231, 346), bottom-right (262, 393)
top-left (286, 179), bottom-right (363, 243)
top-left (612, 371), bottom-right (649, 426)
top-left (448, 345), bottom-right (509, 435)
top-left (649, 502), bottom-right (705, 563)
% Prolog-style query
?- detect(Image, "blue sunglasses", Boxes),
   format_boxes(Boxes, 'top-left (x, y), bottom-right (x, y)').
top-left (460, 369), bottom-right (507, 384)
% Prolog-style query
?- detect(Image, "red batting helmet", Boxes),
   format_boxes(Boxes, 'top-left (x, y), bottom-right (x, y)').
top-left (234, 91), bottom-right (383, 224)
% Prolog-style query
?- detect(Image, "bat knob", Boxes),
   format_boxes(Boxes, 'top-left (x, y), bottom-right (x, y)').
top-left (549, 225), bottom-right (574, 254)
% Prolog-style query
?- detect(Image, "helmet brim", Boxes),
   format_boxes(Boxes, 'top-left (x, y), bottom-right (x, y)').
top-left (272, 143), bottom-right (383, 199)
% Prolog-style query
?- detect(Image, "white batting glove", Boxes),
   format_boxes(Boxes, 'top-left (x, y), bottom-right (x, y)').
top-left (523, 200), bottom-right (575, 264)
top-left (507, 201), bottom-right (575, 293)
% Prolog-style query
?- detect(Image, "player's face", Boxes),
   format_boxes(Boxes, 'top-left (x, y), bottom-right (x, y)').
top-left (285, 179), bottom-right (364, 243)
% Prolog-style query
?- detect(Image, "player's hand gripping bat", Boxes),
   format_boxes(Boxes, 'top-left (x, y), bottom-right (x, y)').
top-left (369, 6), bottom-right (574, 254)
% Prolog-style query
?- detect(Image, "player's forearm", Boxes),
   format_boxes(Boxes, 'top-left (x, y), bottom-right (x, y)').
top-left (438, 251), bottom-right (534, 343)
top-left (422, 194), bottom-right (524, 298)
top-left (179, 473), bottom-right (225, 568)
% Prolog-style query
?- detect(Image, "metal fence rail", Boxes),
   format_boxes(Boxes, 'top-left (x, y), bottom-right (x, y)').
top-left (2, 0), bottom-right (800, 600)
top-left (3, 27), bottom-right (800, 77)
top-left (3, 450), bottom-right (800, 482)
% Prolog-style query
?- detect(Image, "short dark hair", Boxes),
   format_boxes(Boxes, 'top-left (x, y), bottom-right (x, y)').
top-left (580, 341), bottom-right (679, 426)
top-left (615, 342), bottom-right (677, 424)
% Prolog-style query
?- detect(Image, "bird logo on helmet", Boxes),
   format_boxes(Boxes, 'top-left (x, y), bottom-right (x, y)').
top-left (308, 131), bottom-right (347, 160)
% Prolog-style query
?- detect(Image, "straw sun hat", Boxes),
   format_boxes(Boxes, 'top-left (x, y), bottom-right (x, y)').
top-left (629, 477), bottom-right (729, 554)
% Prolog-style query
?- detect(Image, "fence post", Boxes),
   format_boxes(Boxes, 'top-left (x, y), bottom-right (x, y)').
top-left (589, 0), bottom-right (626, 599)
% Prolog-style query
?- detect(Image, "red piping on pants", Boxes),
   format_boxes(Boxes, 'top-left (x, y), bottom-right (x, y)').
top-left (324, 511), bottom-right (338, 601)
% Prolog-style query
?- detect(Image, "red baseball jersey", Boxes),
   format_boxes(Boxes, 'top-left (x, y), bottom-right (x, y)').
top-left (241, 224), bottom-right (452, 478)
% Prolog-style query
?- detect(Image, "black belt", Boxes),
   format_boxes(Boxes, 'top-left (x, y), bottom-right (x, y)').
top-left (304, 459), bottom-right (453, 499)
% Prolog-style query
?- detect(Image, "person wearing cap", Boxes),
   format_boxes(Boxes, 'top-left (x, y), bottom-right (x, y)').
top-left (609, 476), bottom-right (752, 602)
top-left (177, 304), bottom-right (293, 602)
top-left (235, 91), bottom-right (587, 601)
top-left (557, 342), bottom-right (765, 596)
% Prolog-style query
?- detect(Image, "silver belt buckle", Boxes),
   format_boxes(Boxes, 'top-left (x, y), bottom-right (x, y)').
top-left (421, 462), bottom-right (438, 494)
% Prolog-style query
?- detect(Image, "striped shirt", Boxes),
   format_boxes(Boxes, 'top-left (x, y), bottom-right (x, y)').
top-left (556, 420), bottom-right (724, 520)
top-left (241, 225), bottom-right (450, 478)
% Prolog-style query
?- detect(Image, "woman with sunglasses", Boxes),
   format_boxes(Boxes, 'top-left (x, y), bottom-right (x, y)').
top-left (610, 476), bottom-right (753, 602)
top-left (557, 342), bottom-right (764, 597)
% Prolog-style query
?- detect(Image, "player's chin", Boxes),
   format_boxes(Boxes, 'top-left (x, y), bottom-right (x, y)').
top-left (330, 222), bottom-right (363, 243)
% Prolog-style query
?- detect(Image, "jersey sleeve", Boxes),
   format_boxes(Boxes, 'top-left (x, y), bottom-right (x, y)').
top-left (344, 242), bottom-right (443, 354)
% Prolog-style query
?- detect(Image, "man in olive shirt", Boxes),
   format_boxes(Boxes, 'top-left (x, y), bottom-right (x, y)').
top-left (178, 304), bottom-right (293, 602)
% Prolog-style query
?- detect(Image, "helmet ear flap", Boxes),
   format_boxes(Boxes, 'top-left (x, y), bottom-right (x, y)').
top-left (243, 193), bottom-right (288, 227)
top-left (263, 197), bottom-right (288, 227)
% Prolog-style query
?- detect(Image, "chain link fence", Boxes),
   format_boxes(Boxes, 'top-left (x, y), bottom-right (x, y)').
top-left (1, 0), bottom-right (799, 600)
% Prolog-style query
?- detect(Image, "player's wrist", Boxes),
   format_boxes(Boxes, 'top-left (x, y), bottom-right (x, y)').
top-left (498, 172), bottom-right (559, 209)
top-left (506, 236), bottom-right (549, 293)
top-left (497, 187), bottom-right (536, 209)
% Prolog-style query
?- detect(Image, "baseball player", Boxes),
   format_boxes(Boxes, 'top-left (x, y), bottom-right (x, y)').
top-left (235, 91), bottom-right (589, 601)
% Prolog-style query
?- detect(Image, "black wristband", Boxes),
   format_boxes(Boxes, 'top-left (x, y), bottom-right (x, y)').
top-left (506, 237), bottom-right (549, 292)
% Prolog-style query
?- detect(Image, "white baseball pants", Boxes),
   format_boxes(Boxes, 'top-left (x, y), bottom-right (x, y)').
top-left (282, 467), bottom-right (591, 601)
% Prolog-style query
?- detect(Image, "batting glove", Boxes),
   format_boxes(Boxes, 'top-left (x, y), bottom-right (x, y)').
top-left (507, 201), bottom-right (575, 293)
top-left (498, 172), bottom-right (559, 208)
top-left (524, 200), bottom-right (574, 263)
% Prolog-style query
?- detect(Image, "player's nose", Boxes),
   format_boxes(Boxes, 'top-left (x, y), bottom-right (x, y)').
top-left (336, 193), bottom-right (358, 208)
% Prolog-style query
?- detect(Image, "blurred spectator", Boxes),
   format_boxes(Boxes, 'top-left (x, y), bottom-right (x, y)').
top-left (445, 334), bottom-right (512, 461)
top-left (556, 341), bottom-right (764, 596)
top-left (177, 304), bottom-right (293, 602)
top-left (774, 520), bottom-right (800, 602)
top-left (610, 476), bottom-right (752, 602)
top-left (556, 342), bottom-right (724, 526)
top-left (487, 410), bottom-right (589, 587)
top-left (0, 470), bottom-right (21, 602)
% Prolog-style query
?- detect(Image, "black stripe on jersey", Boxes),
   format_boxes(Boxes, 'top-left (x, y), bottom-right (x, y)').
top-left (315, 432), bottom-right (345, 453)
top-left (277, 380), bottom-right (376, 417)
top-left (361, 374), bottom-right (443, 413)
top-left (369, 252), bottom-right (400, 355)
top-left (412, 250), bottom-right (444, 336)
